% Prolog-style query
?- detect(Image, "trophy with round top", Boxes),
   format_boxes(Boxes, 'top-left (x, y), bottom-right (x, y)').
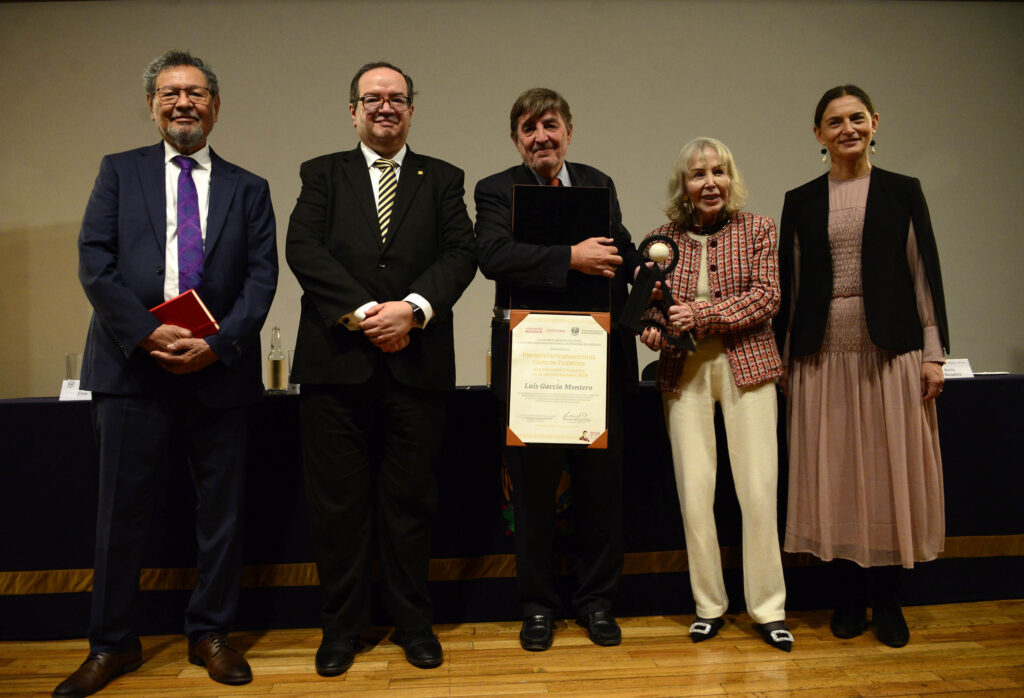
top-left (619, 235), bottom-right (695, 351)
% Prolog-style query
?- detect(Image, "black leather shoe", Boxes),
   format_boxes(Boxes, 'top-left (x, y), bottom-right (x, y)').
top-left (315, 638), bottom-right (357, 677)
top-left (53, 644), bottom-right (143, 697)
top-left (873, 605), bottom-right (910, 647)
top-left (396, 628), bottom-right (443, 669)
top-left (188, 633), bottom-right (252, 685)
top-left (754, 621), bottom-right (794, 652)
top-left (831, 603), bottom-right (867, 639)
top-left (519, 614), bottom-right (554, 651)
top-left (688, 616), bottom-right (725, 643)
top-left (575, 610), bottom-right (621, 646)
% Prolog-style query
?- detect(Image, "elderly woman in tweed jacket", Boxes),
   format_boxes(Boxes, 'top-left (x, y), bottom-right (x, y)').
top-left (640, 137), bottom-right (791, 652)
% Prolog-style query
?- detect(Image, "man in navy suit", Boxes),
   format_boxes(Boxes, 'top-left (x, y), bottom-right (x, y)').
top-left (54, 50), bottom-right (277, 697)
top-left (286, 62), bottom-right (475, 676)
top-left (475, 87), bottom-right (641, 652)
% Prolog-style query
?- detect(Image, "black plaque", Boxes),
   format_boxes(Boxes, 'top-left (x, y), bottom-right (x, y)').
top-left (510, 185), bottom-right (611, 312)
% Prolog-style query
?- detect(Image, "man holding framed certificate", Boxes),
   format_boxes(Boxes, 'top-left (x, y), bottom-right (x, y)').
top-left (475, 87), bottom-right (641, 652)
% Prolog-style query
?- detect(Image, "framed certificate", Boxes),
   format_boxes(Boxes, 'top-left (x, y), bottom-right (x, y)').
top-left (506, 309), bottom-right (609, 448)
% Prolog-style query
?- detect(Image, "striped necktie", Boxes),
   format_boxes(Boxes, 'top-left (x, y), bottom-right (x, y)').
top-left (172, 155), bottom-right (203, 292)
top-left (374, 158), bottom-right (398, 242)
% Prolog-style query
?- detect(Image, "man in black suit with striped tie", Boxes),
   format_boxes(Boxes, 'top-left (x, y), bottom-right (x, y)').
top-left (286, 61), bottom-right (476, 676)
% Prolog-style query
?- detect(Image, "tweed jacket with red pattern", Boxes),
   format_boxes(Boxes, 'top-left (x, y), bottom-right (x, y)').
top-left (643, 211), bottom-right (782, 392)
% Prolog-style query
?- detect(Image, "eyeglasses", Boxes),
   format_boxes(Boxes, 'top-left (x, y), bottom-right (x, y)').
top-left (355, 94), bottom-right (411, 113)
top-left (153, 86), bottom-right (213, 105)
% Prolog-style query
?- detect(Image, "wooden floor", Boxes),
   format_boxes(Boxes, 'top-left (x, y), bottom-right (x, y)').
top-left (2, 600), bottom-right (1023, 697)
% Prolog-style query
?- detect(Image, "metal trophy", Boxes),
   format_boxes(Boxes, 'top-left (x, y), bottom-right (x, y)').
top-left (619, 235), bottom-right (695, 351)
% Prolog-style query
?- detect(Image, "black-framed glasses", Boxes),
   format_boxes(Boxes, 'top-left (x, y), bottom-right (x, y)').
top-left (355, 94), bottom-right (411, 113)
top-left (153, 86), bottom-right (213, 105)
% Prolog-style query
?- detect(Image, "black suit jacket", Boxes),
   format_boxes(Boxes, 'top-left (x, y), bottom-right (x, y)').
top-left (776, 167), bottom-right (949, 357)
top-left (286, 145), bottom-right (477, 392)
top-left (78, 143), bottom-right (278, 408)
top-left (474, 162), bottom-right (641, 384)
top-left (475, 162), bottom-right (641, 311)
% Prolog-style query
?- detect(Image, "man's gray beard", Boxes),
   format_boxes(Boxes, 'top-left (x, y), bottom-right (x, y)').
top-left (165, 123), bottom-right (204, 151)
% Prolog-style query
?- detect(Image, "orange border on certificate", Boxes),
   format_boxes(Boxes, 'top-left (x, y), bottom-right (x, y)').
top-left (505, 310), bottom-right (609, 448)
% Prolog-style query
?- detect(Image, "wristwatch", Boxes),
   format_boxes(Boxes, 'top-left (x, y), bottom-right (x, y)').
top-left (405, 300), bottom-right (425, 328)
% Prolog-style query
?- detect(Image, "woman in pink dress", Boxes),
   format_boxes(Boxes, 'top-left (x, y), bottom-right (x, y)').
top-left (776, 85), bottom-right (949, 647)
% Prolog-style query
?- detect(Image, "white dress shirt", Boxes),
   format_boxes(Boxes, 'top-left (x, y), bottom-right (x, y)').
top-left (529, 162), bottom-right (571, 187)
top-left (339, 143), bottom-right (434, 329)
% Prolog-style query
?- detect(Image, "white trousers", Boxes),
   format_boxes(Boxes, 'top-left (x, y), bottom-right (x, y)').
top-left (663, 339), bottom-right (786, 624)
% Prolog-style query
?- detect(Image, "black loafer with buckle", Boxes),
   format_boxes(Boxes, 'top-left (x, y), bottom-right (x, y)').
top-left (689, 616), bottom-right (725, 643)
top-left (754, 621), bottom-right (794, 652)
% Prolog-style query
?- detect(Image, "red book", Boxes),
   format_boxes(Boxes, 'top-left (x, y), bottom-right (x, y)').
top-left (150, 289), bottom-right (220, 338)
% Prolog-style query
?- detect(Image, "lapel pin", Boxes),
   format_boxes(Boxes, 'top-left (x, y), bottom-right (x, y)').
top-left (418, 170), bottom-right (424, 175)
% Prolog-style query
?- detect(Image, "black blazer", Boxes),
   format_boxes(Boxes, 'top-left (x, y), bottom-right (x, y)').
top-left (776, 167), bottom-right (949, 357)
top-left (78, 143), bottom-right (279, 407)
top-left (286, 145), bottom-right (477, 392)
top-left (474, 162), bottom-right (641, 381)
top-left (475, 162), bottom-right (641, 314)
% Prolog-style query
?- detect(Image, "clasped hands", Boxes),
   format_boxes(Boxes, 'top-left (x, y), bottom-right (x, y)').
top-left (359, 301), bottom-right (414, 353)
top-left (144, 324), bottom-right (219, 374)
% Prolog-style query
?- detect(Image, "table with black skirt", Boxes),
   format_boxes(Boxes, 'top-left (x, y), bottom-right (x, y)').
top-left (2, 376), bottom-right (1021, 640)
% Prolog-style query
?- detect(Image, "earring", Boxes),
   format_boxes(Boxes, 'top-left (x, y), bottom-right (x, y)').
top-left (870, 138), bottom-right (876, 154)
top-left (820, 147), bottom-right (827, 163)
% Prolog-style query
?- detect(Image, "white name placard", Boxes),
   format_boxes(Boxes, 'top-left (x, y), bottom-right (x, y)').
top-left (59, 379), bottom-right (92, 401)
top-left (942, 358), bottom-right (974, 379)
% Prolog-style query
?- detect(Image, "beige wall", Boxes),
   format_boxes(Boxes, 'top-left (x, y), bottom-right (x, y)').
top-left (1, 0), bottom-right (1021, 398)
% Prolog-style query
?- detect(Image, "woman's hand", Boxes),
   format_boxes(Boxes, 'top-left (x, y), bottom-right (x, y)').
top-left (921, 361), bottom-right (945, 401)
top-left (667, 303), bottom-right (695, 331)
top-left (640, 326), bottom-right (662, 350)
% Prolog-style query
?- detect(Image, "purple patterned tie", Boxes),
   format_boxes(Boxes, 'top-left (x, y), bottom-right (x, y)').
top-left (173, 155), bottom-right (203, 292)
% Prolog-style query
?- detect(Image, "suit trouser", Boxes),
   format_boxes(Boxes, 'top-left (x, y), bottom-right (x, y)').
top-left (300, 369), bottom-right (445, 641)
top-left (492, 319), bottom-right (624, 617)
top-left (662, 338), bottom-right (786, 624)
top-left (89, 393), bottom-right (248, 652)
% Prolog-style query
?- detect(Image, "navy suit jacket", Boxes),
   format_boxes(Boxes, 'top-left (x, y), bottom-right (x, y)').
top-left (79, 143), bottom-right (278, 408)
top-left (285, 145), bottom-right (476, 392)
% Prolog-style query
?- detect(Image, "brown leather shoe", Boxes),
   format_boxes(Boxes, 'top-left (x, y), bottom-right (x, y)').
top-left (187, 633), bottom-right (252, 685)
top-left (52, 645), bottom-right (143, 697)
